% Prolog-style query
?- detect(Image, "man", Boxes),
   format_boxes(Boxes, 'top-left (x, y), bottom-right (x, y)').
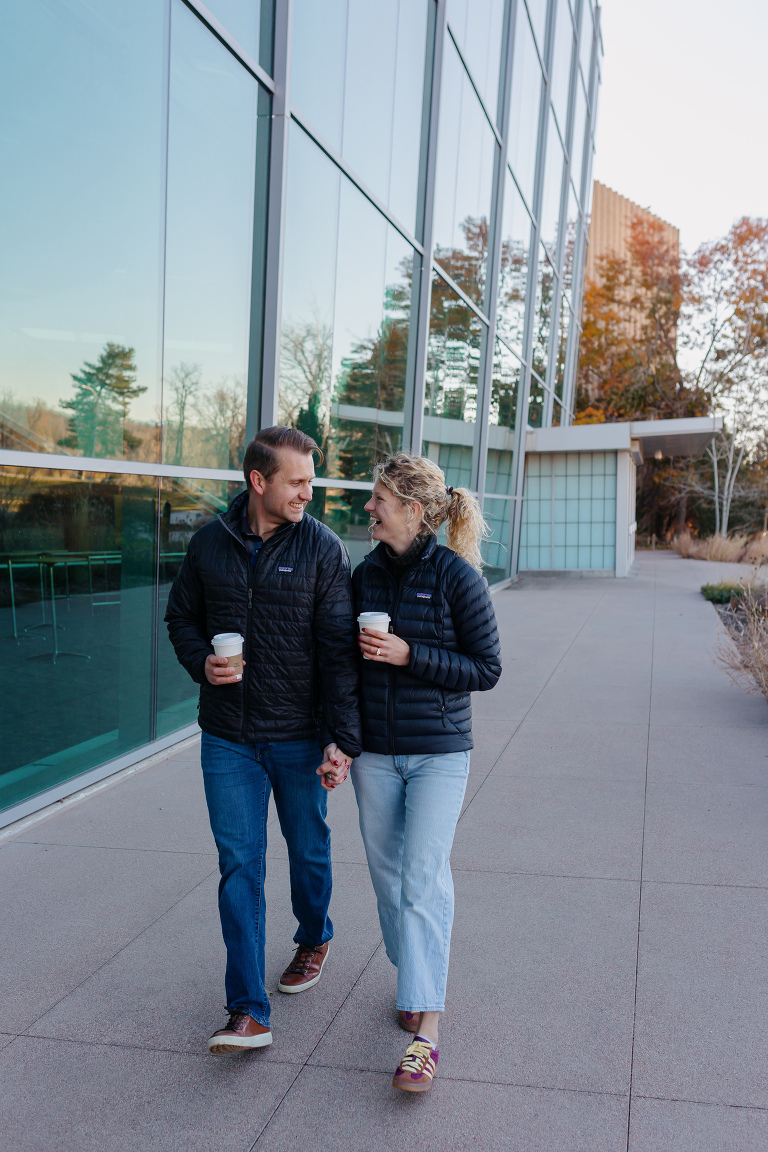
top-left (166, 426), bottom-right (360, 1055)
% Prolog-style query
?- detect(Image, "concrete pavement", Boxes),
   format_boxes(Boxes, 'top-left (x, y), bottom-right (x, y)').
top-left (1, 551), bottom-right (766, 1150)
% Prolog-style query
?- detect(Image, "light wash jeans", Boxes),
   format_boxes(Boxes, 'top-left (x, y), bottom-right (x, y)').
top-left (351, 750), bottom-right (470, 1013)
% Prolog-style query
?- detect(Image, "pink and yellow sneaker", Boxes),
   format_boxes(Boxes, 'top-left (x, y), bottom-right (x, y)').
top-left (392, 1038), bottom-right (439, 1093)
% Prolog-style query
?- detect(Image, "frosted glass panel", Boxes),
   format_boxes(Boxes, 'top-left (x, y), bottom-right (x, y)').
top-left (519, 452), bottom-right (616, 571)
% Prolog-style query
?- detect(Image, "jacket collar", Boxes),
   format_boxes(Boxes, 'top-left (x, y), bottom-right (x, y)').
top-left (368, 533), bottom-right (438, 571)
top-left (218, 489), bottom-right (296, 550)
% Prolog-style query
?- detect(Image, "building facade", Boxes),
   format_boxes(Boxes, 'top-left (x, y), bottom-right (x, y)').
top-left (0, 0), bottom-right (602, 823)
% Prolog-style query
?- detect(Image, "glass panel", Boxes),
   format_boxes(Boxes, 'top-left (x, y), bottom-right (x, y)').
top-left (162, 1), bottom-right (269, 470)
top-left (424, 271), bottom-right (483, 436)
top-left (508, 9), bottom-right (542, 213)
top-left (525, 0), bottom-right (548, 55)
top-left (497, 173), bottom-right (533, 357)
top-left (291, 0), bottom-right (429, 236)
top-left (570, 75), bottom-right (588, 201)
top-left (481, 496), bottom-right (511, 583)
top-left (580, 3), bottom-right (594, 88)
top-left (540, 109), bottom-right (565, 258)
top-left (202, 0), bottom-right (274, 72)
top-left (562, 184), bottom-right (580, 299)
top-left (446, 0), bottom-right (507, 119)
top-left (0, 0), bottom-right (166, 463)
top-left (305, 486), bottom-right (373, 571)
top-left (433, 38), bottom-right (497, 310)
top-left (550, 0), bottom-right (574, 136)
top-left (436, 444), bottom-right (473, 490)
top-left (280, 126), bottom-right (415, 492)
top-left (532, 247), bottom-right (556, 381)
top-left (0, 465), bottom-right (157, 813)
top-left (528, 373), bottom-right (546, 428)
top-left (554, 295), bottom-right (572, 400)
top-left (157, 477), bottom-right (244, 737)
top-left (489, 339), bottom-right (521, 450)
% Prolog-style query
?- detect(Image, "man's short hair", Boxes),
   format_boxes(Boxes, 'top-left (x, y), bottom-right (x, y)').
top-left (243, 426), bottom-right (323, 487)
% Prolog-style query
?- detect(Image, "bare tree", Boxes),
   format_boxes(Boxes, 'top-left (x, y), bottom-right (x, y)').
top-left (165, 362), bottom-right (202, 465)
top-left (195, 377), bottom-right (247, 470)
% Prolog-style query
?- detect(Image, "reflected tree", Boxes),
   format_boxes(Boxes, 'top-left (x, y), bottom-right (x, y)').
top-left (59, 343), bottom-right (146, 457)
top-left (195, 378), bottom-right (247, 470)
top-left (165, 362), bottom-right (202, 465)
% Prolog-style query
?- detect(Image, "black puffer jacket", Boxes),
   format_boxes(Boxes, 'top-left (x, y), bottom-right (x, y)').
top-left (165, 491), bottom-right (362, 756)
top-left (352, 537), bottom-right (501, 754)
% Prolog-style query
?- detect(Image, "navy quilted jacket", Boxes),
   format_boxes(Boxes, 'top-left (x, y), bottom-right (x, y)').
top-left (165, 491), bottom-right (362, 756)
top-left (352, 537), bottom-right (501, 754)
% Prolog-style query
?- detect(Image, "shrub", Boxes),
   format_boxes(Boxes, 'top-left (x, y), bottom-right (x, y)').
top-left (672, 531), bottom-right (748, 562)
top-left (701, 582), bottom-right (746, 604)
top-left (743, 533), bottom-right (768, 566)
top-left (715, 586), bottom-right (768, 703)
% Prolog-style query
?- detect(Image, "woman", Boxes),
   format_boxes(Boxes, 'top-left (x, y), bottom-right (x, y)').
top-left (351, 452), bottom-right (501, 1093)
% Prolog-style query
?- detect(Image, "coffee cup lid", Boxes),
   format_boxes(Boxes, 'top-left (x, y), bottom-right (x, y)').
top-left (212, 632), bottom-right (243, 643)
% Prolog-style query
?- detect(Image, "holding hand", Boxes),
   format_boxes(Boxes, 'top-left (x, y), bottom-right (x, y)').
top-left (205, 654), bottom-right (244, 685)
top-left (358, 627), bottom-right (410, 667)
top-left (317, 743), bottom-right (352, 791)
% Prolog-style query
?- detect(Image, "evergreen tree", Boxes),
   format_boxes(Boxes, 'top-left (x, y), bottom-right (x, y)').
top-left (59, 343), bottom-right (145, 456)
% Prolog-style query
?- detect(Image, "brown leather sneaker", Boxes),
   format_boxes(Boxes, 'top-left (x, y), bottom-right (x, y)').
top-left (398, 1010), bottom-right (420, 1033)
top-left (207, 1010), bottom-right (272, 1055)
top-left (277, 942), bottom-right (329, 993)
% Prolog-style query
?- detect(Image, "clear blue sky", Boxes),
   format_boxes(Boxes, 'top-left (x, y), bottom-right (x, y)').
top-left (592, 0), bottom-right (767, 253)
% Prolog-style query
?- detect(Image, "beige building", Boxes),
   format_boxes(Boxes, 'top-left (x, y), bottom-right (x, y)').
top-left (585, 181), bottom-right (679, 285)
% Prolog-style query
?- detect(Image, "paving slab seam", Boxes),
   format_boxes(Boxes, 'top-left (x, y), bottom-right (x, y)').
top-left (248, 938), bottom-right (386, 1150)
top-left (9, 1031), bottom-right (304, 1066)
top-left (633, 1093), bottom-right (768, 1113)
top-left (456, 585), bottom-right (611, 827)
top-left (624, 555), bottom-right (656, 1152)
top-left (648, 877), bottom-right (768, 891)
top-left (19, 863), bottom-right (220, 1037)
top-left (13, 839), bottom-right (218, 857)
top-left (452, 865), bottom-right (639, 883)
top-left (308, 1059), bottom-right (630, 1097)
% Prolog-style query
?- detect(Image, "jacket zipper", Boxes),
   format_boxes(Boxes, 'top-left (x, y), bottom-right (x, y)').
top-left (387, 581), bottom-right (401, 756)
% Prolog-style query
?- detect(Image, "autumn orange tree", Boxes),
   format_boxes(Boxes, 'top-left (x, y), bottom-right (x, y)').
top-left (576, 215), bottom-right (768, 536)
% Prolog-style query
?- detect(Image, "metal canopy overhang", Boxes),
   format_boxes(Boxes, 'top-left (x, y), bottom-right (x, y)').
top-left (629, 417), bottom-right (723, 458)
top-left (526, 416), bottom-right (723, 461)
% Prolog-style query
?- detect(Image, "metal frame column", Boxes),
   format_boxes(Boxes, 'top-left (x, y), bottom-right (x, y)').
top-left (404, 0), bottom-right (448, 456)
top-left (259, 0), bottom-right (293, 429)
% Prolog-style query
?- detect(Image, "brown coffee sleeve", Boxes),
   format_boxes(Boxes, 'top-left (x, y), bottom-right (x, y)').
top-left (224, 653), bottom-right (243, 674)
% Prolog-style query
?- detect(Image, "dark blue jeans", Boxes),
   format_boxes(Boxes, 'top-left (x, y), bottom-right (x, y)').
top-left (200, 732), bottom-right (333, 1027)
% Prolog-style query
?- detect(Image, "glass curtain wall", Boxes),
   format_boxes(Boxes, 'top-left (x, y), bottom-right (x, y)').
top-left (0, 0), bottom-right (601, 820)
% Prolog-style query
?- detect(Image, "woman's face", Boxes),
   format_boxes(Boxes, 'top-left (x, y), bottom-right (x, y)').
top-left (364, 481), bottom-right (421, 555)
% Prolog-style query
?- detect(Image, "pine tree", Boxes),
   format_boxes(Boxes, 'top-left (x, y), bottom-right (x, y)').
top-left (60, 343), bottom-right (145, 456)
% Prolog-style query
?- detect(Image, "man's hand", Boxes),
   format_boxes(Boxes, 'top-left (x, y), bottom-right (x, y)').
top-left (358, 627), bottom-right (410, 666)
top-left (205, 654), bottom-right (244, 685)
top-left (317, 743), bottom-right (352, 791)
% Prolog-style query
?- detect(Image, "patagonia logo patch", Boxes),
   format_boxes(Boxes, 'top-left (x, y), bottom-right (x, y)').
top-left (416, 592), bottom-right (432, 600)
top-left (278, 566), bottom-right (293, 572)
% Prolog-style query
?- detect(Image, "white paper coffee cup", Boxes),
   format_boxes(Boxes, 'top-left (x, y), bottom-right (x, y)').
top-left (212, 632), bottom-right (244, 678)
top-left (357, 613), bottom-right (390, 659)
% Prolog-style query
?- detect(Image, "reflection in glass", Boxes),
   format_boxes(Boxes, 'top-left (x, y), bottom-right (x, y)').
top-left (580, 4), bottom-right (595, 89)
top-left (562, 186), bottom-right (580, 299)
top-left (497, 174), bottom-right (532, 357)
top-left (489, 340), bottom-right (521, 440)
top-left (202, 0), bottom-right (274, 72)
top-left (305, 487), bottom-right (373, 570)
top-left (539, 109), bottom-right (565, 257)
top-left (280, 126), bottom-right (414, 492)
top-left (291, 0), bottom-right (429, 235)
top-left (482, 497), bottom-right (511, 583)
top-left (570, 76), bottom-right (588, 202)
top-left (433, 38), bottom-right (497, 309)
top-left (0, 465), bottom-right (157, 812)
top-left (425, 272), bottom-right (483, 427)
top-left (531, 247), bottom-right (557, 382)
top-left (554, 296), bottom-right (572, 400)
top-left (0, 0), bottom-right (166, 462)
top-left (446, 0), bottom-right (506, 119)
top-left (163, 1), bottom-right (269, 470)
top-left (507, 9), bottom-right (542, 212)
top-left (528, 373), bottom-right (546, 429)
top-left (550, 0), bottom-right (574, 136)
top-left (157, 477), bottom-right (244, 736)
top-left (436, 445), bottom-right (473, 490)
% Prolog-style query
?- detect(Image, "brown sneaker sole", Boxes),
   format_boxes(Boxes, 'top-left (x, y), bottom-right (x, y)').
top-left (398, 1011), bottom-right (420, 1033)
top-left (207, 1031), bottom-right (272, 1055)
top-left (393, 1072), bottom-right (434, 1093)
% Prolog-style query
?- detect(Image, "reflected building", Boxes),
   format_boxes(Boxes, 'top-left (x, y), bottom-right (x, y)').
top-left (0, 0), bottom-right (602, 822)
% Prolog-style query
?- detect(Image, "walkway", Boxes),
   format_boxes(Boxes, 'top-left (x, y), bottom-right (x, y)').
top-left (1, 552), bottom-right (766, 1151)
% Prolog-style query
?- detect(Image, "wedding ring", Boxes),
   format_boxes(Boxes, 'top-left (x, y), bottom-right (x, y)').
top-left (376, 648), bottom-right (381, 656)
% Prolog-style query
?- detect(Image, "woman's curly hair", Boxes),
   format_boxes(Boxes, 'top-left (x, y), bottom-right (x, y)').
top-left (372, 453), bottom-right (489, 572)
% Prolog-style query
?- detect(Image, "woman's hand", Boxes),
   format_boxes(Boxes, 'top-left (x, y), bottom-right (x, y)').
top-left (317, 743), bottom-right (352, 791)
top-left (358, 627), bottom-right (410, 667)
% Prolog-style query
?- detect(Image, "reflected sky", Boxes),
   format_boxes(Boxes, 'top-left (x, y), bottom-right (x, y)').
top-left (446, 0), bottom-right (506, 120)
top-left (550, 0), bottom-right (574, 138)
top-left (507, 7), bottom-right (542, 214)
top-left (202, 0), bottom-right (273, 72)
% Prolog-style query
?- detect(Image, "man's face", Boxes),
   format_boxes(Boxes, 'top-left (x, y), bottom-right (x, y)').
top-left (250, 449), bottom-right (315, 525)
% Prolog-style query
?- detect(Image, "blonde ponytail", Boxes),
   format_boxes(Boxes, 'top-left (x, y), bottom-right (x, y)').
top-left (372, 453), bottom-right (489, 572)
